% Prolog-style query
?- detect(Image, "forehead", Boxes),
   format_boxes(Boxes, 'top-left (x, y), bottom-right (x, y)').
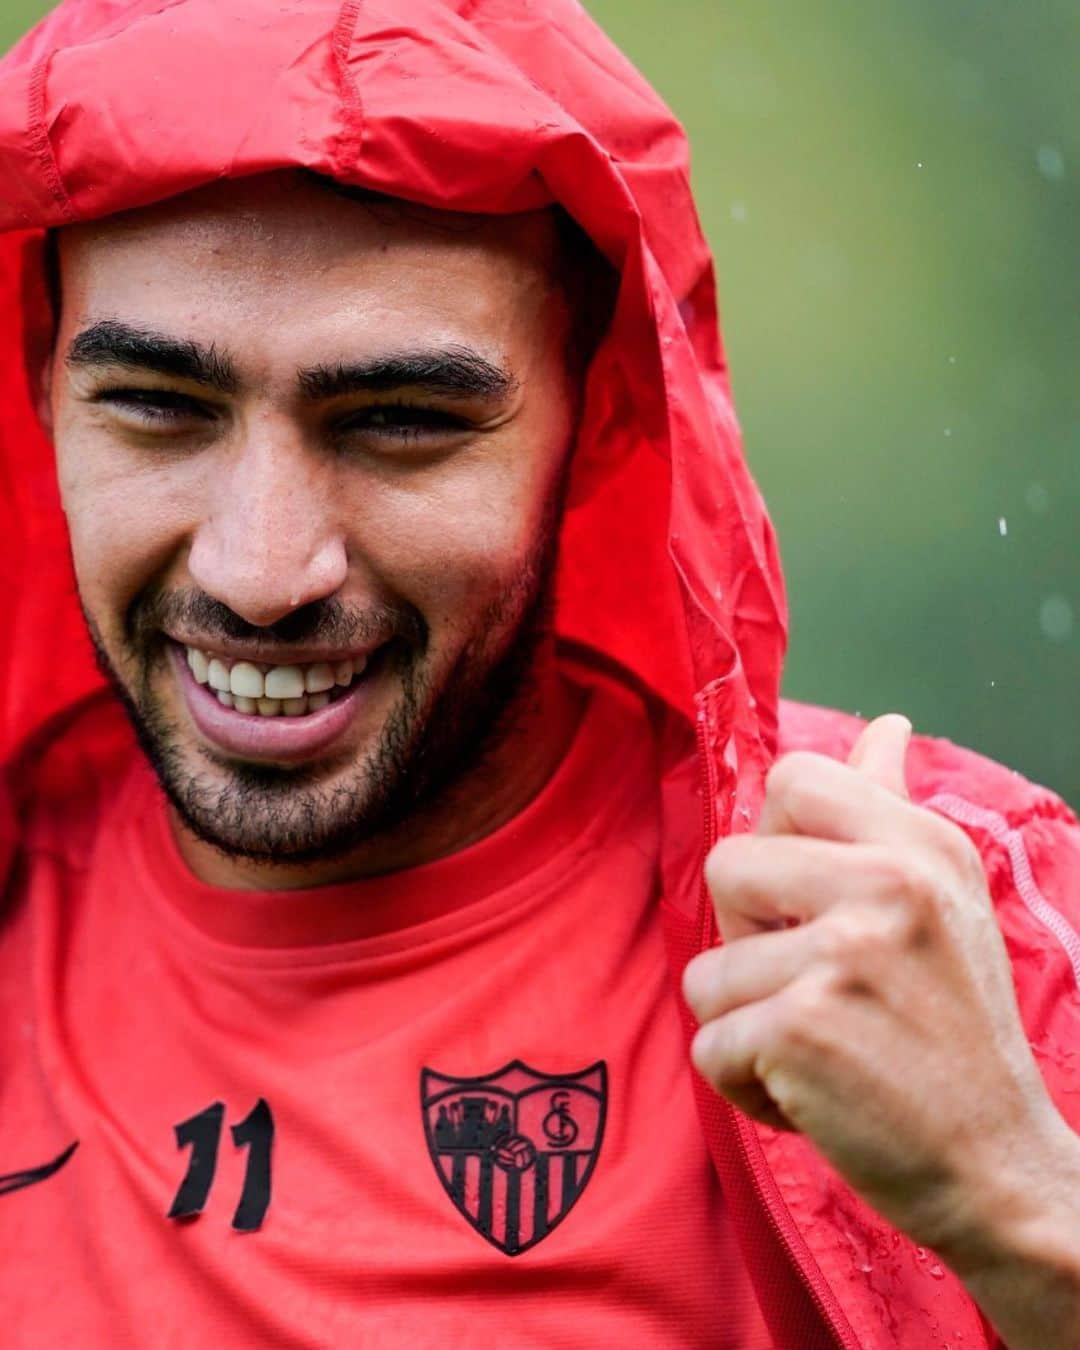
top-left (56, 173), bottom-right (563, 363)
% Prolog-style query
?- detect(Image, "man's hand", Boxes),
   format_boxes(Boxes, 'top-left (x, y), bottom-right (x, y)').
top-left (682, 715), bottom-right (1080, 1348)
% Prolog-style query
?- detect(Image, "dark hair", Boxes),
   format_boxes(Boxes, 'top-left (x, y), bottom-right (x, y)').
top-left (43, 227), bottom-right (61, 324)
top-left (550, 203), bottom-right (619, 372)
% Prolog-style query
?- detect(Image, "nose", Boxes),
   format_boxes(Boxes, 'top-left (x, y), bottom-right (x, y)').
top-left (187, 423), bottom-right (349, 628)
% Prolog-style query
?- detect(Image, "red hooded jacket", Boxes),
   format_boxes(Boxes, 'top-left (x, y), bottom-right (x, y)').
top-left (1, 2), bottom-right (1078, 1346)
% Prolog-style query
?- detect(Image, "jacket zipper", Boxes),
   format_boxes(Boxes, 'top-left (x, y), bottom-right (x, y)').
top-left (694, 703), bottom-right (858, 1350)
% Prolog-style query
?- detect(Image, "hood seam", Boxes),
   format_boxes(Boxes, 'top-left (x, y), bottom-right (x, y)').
top-left (26, 52), bottom-right (74, 222)
top-left (329, 0), bottom-right (365, 173)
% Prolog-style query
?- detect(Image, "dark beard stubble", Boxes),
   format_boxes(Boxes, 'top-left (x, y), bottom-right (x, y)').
top-left (82, 486), bottom-right (566, 867)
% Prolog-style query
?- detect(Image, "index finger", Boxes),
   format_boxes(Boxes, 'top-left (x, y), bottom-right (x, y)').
top-left (757, 750), bottom-right (944, 848)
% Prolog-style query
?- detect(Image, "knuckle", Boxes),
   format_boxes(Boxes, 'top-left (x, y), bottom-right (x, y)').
top-left (691, 1020), bottom-right (730, 1081)
top-left (703, 838), bottom-right (730, 892)
top-left (766, 752), bottom-right (823, 810)
top-left (935, 820), bottom-right (986, 886)
top-left (772, 979), bottom-right (832, 1054)
top-left (873, 849), bottom-right (940, 915)
top-left (705, 835), bottom-right (756, 897)
top-left (683, 949), bottom-right (727, 1015)
top-left (865, 851), bottom-right (946, 950)
top-left (820, 902), bottom-right (926, 972)
top-left (819, 909), bottom-right (890, 967)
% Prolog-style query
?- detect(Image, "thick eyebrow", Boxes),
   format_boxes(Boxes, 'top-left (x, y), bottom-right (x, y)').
top-left (65, 322), bottom-right (515, 405)
top-left (297, 347), bottom-right (518, 403)
top-left (65, 320), bottom-right (239, 394)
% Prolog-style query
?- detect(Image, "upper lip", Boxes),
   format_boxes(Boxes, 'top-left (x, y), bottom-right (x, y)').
top-left (167, 634), bottom-right (387, 666)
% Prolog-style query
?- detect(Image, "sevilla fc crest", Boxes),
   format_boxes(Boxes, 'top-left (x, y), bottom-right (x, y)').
top-left (421, 1060), bottom-right (607, 1256)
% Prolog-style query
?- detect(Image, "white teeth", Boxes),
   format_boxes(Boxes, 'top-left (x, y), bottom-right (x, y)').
top-left (229, 662), bottom-right (264, 699)
top-left (207, 658), bottom-right (231, 693)
top-left (186, 645), bottom-right (368, 711)
top-left (304, 663), bottom-right (335, 694)
top-left (264, 666), bottom-right (305, 699)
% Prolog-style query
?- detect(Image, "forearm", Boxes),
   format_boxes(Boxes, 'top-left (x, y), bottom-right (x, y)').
top-left (943, 1119), bottom-right (1080, 1350)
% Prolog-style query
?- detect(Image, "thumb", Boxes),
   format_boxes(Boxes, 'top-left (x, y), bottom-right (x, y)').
top-left (846, 713), bottom-right (912, 798)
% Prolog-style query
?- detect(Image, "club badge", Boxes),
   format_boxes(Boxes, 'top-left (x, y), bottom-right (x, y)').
top-left (420, 1060), bottom-right (607, 1256)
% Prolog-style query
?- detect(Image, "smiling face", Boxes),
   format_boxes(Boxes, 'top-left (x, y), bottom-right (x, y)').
top-left (49, 173), bottom-right (581, 874)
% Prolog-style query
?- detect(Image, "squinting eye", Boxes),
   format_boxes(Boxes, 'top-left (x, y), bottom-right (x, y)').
top-left (96, 389), bottom-right (213, 426)
top-left (338, 405), bottom-right (469, 441)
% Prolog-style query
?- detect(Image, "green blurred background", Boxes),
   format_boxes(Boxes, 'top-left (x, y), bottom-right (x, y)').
top-left (4, 2), bottom-right (1078, 802)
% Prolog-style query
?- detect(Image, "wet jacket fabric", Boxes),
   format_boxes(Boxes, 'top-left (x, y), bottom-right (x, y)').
top-left (0, 2), bottom-right (1078, 1346)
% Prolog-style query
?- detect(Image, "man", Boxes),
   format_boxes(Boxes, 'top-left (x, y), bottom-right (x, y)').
top-left (0, 1), bottom-right (1076, 1345)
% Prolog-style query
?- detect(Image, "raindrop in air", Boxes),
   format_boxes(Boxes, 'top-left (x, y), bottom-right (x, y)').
top-left (998, 517), bottom-right (1007, 537)
top-left (1025, 482), bottom-right (1050, 514)
top-left (1036, 145), bottom-right (1066, 182)
top-left (1039, 594), bottom-right (1073, 643)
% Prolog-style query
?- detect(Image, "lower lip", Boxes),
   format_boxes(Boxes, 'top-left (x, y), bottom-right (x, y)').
top-left (172, 645), bottom-right (373, 763)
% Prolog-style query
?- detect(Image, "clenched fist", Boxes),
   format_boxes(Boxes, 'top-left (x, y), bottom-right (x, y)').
top-left (682, 715), bottom-right (1080, 1348)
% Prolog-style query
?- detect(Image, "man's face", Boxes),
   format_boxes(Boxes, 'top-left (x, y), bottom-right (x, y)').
top-left (49, 174), bottom-right (579, 865)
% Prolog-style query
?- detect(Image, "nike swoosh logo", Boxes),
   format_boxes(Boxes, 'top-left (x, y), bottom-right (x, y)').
top-left (0, 1141), bottom-right (79, 1197)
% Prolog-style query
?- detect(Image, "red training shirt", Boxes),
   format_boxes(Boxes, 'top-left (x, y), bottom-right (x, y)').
top-left (0, 670), bottom-right (772, 1346)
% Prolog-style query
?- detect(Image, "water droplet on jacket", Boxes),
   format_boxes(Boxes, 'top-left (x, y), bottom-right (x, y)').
top-left (913, 1246), bottom-right (947, 1279)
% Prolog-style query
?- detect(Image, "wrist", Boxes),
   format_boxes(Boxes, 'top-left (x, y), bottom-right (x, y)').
top-left (926, 1113), bottom-right (1080, 1350)
top-left (937, 1110), bottom-right (1080, 1281)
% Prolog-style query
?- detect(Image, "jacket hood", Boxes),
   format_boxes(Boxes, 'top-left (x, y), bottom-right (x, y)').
top-left (0, 0), bottom-right (787, 821)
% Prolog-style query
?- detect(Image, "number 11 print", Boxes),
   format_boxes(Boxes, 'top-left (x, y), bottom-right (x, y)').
top-left (167, 1099), bottom-right (274, 1231)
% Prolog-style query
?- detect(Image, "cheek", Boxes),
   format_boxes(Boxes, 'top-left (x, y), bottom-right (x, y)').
top-left (350, 454), bottom-right (558, 635)
top-left (54, 422), bottom-right (202, 630)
